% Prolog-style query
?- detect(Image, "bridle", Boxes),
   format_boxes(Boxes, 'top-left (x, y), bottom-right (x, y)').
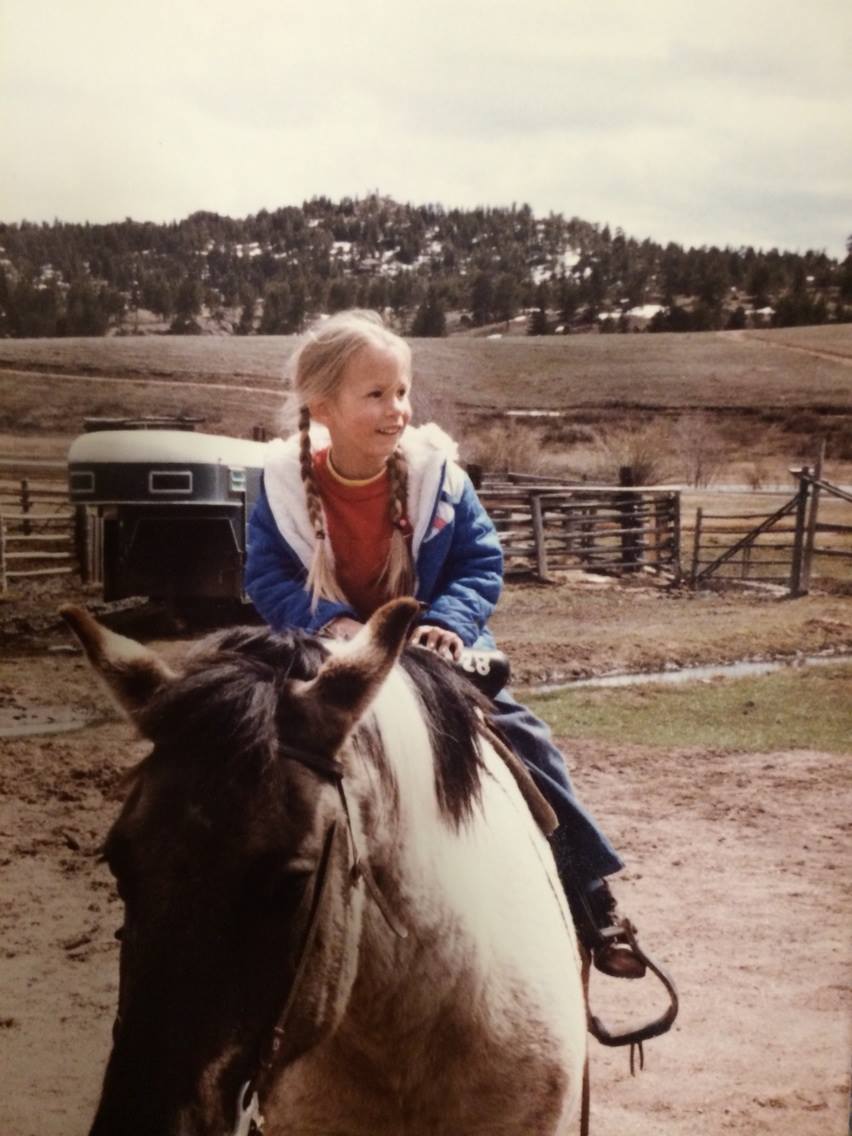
top-left (230, 741), bottom-right (408, 1136)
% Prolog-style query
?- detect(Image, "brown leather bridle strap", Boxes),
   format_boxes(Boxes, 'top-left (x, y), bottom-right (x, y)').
top-left (250, 818), bottom-right (340, 1103)
top-left (232, 817), bottom-right (339, 1136)
top-left (232, 745), bottom-right (408, 1134)
top-left (333, 775), bottom-right (408, 940)
top-left (278, 741), bottom-right (408, 939)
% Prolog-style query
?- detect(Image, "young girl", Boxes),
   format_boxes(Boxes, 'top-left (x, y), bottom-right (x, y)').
top-left (245, 309), bottom-right (644, 979)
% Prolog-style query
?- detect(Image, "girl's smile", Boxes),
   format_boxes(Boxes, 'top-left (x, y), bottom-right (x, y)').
top-left (310, 343), bottom-right (412, 479)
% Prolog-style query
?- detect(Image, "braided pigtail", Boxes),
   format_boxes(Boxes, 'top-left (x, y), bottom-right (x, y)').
top-left (298, 405), bottom-right (349, 610)
top-left (382, 448), bottom-right (415, 599)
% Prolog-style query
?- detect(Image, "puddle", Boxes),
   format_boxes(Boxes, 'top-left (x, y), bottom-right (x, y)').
top-left (0, 706), bottom-right (103, 738)
top-left (533, 652), bottom-right (852, 693)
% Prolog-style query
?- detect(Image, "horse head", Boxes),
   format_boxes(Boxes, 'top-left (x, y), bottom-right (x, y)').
top-left (62, 598), bottom-right (419, 1136)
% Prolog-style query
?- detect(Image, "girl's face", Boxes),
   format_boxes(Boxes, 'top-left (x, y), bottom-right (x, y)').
top-left (311, 343), bottom-right (412, 479)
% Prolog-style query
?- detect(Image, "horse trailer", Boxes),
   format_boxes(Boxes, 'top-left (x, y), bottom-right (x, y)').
top-left (68, 423), bottom-right (267, 606)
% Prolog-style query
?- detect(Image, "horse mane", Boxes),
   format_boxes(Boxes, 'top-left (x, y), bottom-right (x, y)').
top-left (135, 626), bottom-right (486, 827)
top-left (399, 647), bottom-right (487, 827)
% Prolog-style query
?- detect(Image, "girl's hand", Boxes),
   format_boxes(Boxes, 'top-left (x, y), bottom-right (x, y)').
top-left (409, 624), bottom-right (464, 661)
top-left (324, 616), bottom-right (363, 640)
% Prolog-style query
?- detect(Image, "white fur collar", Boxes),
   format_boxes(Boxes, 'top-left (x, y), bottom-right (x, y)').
top-left (263, 422), bottom-right (461, 570)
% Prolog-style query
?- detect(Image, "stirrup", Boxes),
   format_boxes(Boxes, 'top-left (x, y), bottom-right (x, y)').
top-left (587, 918), bottom-right (679, 1057)
top-left (593, 921), bottom-right (647, 980)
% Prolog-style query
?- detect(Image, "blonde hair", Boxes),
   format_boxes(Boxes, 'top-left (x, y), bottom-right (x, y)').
top-left (289, 310), bottom-right (415, 611)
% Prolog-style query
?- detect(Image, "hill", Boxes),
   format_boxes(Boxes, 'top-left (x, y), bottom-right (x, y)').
top-left (1, 195), bottom-right (850, 339)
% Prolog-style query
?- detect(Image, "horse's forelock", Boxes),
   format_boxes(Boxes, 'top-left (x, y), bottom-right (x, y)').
top-left (132, 628), bottom-right (485, 830)
top-left (188, 625), bottom-right (329, 680)
top-left (138, 627), bottom-right (329, 778)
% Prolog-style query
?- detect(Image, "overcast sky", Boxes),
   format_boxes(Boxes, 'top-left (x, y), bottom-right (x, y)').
top-left (2, 0), bottom-right (850, 257)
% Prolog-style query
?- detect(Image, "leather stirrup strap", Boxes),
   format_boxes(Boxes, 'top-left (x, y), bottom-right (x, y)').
top-left (580, 949), bottom-right (592, 1136)
top-left (477, 723), bottom-right (558, 837)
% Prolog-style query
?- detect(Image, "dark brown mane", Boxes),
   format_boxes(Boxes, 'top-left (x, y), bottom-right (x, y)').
top-left (399, 646), bottom-right (487, 827)
top-left (133, 627), bottom-right (485, 827)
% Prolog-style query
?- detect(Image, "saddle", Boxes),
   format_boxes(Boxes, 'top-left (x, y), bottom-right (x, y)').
top-left (453, 646), bottom-right (512, 700)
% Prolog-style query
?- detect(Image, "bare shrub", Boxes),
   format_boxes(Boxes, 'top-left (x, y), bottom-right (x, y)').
top-left (541, 422), bottom-right (596, 447)
top-left (744, 461), bottom-right (770, 490)
top-left (461, 421), bottom-right (547, 474)
top-left (673, 414), bottom-right (727, 487)
top-left (589, 420), bottom-right (675, 485)
top-left (826, 423), bottom-right (852, 461)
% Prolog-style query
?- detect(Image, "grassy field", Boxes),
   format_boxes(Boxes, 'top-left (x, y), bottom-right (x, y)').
top-left (522, 661), bottom-right (852, 753)
top-left (2, 327), bottom-right (851, 480)
top-left (0, 327), bottom-right (850, 412)
top-left (0, 327), bottom-right (849, 406)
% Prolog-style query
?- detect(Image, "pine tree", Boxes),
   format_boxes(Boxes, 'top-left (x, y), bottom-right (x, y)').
top-left (259, 282), bottom-right (293, 334)
top-left (470, 272), bottom-right (493, 326)
top-left (410, 287), bottom-right (447, 337)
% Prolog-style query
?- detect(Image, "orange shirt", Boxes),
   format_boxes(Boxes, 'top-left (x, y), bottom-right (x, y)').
top-left (313, 448), bottom-right (394, 619)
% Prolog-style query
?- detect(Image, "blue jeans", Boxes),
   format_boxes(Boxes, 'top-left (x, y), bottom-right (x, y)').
top-left (491, 690), bottom-right (624, 884)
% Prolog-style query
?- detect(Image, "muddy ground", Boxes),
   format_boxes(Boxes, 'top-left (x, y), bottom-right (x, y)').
top-left (1, 575), bottom-right (850, 1135)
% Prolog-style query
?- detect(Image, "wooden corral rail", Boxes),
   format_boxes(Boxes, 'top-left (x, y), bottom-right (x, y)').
top-left (478, 473), bottom-right (680, 579)
top-left (690, 497), bottom-right (800, 585)
top-left (0, 477), bottom-right (75, 592)
top-left (690, 447), bottom-right (852, 595)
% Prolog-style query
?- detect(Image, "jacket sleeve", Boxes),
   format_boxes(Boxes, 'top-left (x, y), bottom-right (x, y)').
top-left (245, 481), bottom-right (359, 634)
top-left (418, 475), bottom-right (504, 646)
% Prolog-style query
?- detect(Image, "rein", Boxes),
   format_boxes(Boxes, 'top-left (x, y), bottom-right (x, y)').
top-left (230, 742), bottom-right (407, 1136)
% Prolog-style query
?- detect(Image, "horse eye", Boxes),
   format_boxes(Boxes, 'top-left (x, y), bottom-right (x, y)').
top-left (244, 856), bottom-right (314, 909)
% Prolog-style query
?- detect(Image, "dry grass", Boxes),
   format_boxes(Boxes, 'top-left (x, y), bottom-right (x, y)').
top-left (1, 327), bottom-right (851, 485)
top-left (1, 327), bottom-right (851, 411)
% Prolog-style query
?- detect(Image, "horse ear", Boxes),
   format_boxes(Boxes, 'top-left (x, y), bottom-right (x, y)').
top-left (59, 605), bottom-right (176, 721)
top-left (294, 597), bottom-right (420, 752)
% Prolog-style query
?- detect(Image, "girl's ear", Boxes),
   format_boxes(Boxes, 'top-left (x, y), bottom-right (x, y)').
top-left (308, 399), bottom-right (331, 428)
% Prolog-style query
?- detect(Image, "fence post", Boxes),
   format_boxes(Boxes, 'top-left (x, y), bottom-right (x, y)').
top-left (789, 467), bottom-right (811, 597)
top-left (466, 462), bottom-right (483, 490)
top-left (801, 440), bottom-right (825, 593)
top-left (617, 466), bottom-right (641, 572)
top-left (671, 492), bottom-right (682, 581)
top-left (530, 492), bottom-right (549, 579)
top-left (21, 478), bottom-right (31, 535)
top-left (74, 506), bottom-right (89, 584)
top-left (690, 507), bottom-right (703, 584)
top-left (741, 540), bottom-right (752, 579)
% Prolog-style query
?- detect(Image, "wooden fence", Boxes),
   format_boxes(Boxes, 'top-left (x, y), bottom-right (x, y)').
top-left (690, 449), bottom-right (852, 594)
top-left (478, 472), bottom-right (680, 579)
top-left (0, 477), bottom-right (75, 592)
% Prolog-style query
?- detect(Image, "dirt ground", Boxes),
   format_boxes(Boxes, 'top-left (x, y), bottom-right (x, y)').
top-left (1, 577), bottom-right (850, 1135)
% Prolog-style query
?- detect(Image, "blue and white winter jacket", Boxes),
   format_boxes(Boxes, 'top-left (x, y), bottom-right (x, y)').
top-left (244, 423), bottom-right (503, 648)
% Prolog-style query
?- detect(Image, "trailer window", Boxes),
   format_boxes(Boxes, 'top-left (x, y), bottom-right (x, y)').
top-left (229, 467), bottom-right (247, 492)
top-left (70, 470), bottom-right (95, 493)
top-left (149, 471), bottom-right (193, 494)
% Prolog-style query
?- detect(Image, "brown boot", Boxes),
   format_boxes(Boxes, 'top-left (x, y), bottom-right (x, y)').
top-left (580, 880), bottom-right (647, 980)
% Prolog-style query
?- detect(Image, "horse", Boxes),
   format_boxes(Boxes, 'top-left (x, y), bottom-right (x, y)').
top-left (63, 597), bottom-right (587, 1136)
